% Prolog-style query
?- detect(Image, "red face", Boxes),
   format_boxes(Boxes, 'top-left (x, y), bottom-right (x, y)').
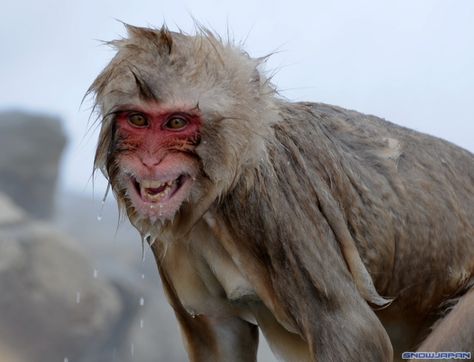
top-left (113, 103), bottom-right (202, 222)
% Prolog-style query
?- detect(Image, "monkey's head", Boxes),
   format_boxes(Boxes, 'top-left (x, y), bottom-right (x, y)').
top-left (89, 24), bottom-right (277, 238)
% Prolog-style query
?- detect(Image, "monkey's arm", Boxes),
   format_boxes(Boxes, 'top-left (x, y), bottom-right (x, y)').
top-left (152, 243), bottom-right (259, 362)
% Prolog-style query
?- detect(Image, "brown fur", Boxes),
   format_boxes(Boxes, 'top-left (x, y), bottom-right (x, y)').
top-left (89, 24), bottom-right (474, 361)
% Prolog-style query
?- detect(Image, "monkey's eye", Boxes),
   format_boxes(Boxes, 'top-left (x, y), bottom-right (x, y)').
top-left (165, 116), bottom-right (188, 130)
top-left (127, 113), bottom-right (148, 128)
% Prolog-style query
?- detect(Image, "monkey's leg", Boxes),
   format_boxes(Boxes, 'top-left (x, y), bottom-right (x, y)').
top-left (174, 312), bottom-right (259, 362)
top-left (412, 286), bottom-right (474, 359)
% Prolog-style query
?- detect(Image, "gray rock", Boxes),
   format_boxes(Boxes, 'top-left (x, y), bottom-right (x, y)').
top-left (0, 111), bottom-right (67, 219)
top-left (0, 193), bottom-right (25, 225)
top-left (0, 195), bottom-right (124, 362)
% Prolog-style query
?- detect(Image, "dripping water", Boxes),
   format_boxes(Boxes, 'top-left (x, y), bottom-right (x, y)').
top-left (140, 233), bottom-right (152, 261)
top-left (188, 309), bottom-right (197, 318)
top-left (97, 182), bottom-right (111, 221)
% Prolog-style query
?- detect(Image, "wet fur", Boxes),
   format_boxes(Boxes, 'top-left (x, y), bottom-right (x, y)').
top-left (89, 25), bottom-right (474, 361)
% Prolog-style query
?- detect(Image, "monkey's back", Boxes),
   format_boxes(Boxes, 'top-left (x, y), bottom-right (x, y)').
top-left (279, 102), bottom-right (474, 312)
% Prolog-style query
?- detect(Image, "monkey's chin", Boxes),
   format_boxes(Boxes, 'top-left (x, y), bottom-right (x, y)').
top-left (126, 173), bottom-right (194, 223)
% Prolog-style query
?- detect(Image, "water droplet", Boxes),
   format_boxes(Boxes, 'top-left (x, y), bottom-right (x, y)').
top-left (140, 234), bottom-right (152, 261)
top-left (141, 274), bottom-right (145, 279)
top-left (140, 237), bottom-right (145, 261)
top-left (76, 291), bottom-right (81, 304)
top-left (64, 358), bottom-right (69, 362)
top-left (139, 297), bottom-right (145, 306)
top-left (97, 182), bottom-right (111, 222)
top-left (93, 269), bottom-right (98, 278)
top-left (131, 343), bottom-right (135, 357)
top-left (140, 319), bottom-right (144, 328)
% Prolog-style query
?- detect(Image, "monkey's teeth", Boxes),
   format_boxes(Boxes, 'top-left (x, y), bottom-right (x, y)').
top-left (141, 180), bottom-right (171, 189)
top-left (140, 179), bottom-right (177, 202)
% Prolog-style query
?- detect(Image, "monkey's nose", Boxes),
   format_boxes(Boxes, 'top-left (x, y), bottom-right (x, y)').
top-left (140, 154), bottom-right (162, 168)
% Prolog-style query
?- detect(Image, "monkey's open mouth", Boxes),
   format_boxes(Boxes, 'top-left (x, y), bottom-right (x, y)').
top-left (132, 175), bottom-right (187, 203)
top-left (127, 173), bottom-right (194, 220)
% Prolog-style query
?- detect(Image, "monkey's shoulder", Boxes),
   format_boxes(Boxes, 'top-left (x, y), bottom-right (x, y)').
top-left (280, 101), bottom-right (473, 163)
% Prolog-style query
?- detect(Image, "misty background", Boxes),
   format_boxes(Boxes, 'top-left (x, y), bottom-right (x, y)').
top-left (0, 0), bottom-right (473, 361)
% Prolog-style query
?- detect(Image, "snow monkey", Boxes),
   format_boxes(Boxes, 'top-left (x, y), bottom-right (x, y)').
top-left (88, 24), bottom-right (474, 361)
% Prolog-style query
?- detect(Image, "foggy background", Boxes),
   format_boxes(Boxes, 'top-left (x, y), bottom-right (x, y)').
top-left (0, 1), bottom-right (473, 361)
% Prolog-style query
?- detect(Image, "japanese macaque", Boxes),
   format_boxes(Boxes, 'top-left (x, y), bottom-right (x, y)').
top-left (88, 24), bottom-right (474, 362)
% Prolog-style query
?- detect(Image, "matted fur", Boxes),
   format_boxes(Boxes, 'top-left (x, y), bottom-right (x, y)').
top-left (88, 24), bottom-right (474, 361)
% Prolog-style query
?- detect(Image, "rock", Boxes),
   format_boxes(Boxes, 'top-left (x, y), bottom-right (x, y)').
top-left (0, 111), bottom-right (67, 219)
top-left (0, 195), bottom-right (124, 362)
top-left (0, 193), bottom-right (25, 225)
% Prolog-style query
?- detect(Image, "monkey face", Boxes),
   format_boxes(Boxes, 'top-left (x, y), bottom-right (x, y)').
top-left (109, 103), bottom-right (202, 224)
